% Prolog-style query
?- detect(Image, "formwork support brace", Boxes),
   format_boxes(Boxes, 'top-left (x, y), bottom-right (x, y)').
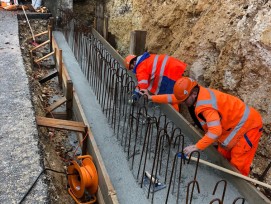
top-left (36, 116), bottom-right (88, 154)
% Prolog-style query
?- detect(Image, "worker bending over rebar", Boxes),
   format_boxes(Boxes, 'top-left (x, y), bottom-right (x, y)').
top-left (173, 77), bottom-right (263, 176)
top-left (124, 52), bottom-right (186, 111)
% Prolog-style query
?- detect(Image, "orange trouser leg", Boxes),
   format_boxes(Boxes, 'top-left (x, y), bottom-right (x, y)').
top-left (218, 127), bottom-right (262, 176)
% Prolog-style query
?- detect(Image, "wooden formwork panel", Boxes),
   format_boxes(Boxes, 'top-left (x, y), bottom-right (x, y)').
top-left (52, 35), bottom-right (119, 204)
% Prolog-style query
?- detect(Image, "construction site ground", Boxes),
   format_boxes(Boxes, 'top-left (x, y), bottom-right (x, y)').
top-left (18, 16), bottom-right (76, 204)
top-left (1, 4), bottom-right (270, 203)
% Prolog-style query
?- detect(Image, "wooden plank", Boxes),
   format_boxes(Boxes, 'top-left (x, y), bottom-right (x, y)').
top-left (66, 80), bottom-right (73, 119)
top-left (52, 36), bottom-right (58, 55)
top-left (51, 39), bottom-right (71, 87)
top-left (34, 30), bottom-right (48, 38)
top-left (34, 51), bottom-right (55, 63)
top-left (49, 25), bottom-right (52, 52)
top-left (103, 16), bottom-right (108, 40)
top-left (129, 30), bottom-right (147, 55)
top-left (73, 92), bottom-right (119, 204)
top-left (36, 116), bottom-right (86, 132)
top-left (95, 2), bottom-right (104, 35)
top-left (49, 17), bottom-right (54, 30)
top-left (52, 33), bottom-right (119, 203)
top-left (45, 96), bottom-right (67, 113)
top-left (39, 70), bottom-right (58, 84)
top-left (30, 40), bottom-right (50, 51)
top-left (26, 31), bottom-right (48, 41)
top-left (58, 49), bottom-right (63, 87)
top-left (46, 112), bottom-right (67, 120)
top-left (30, 50), bottom-right (34, 70)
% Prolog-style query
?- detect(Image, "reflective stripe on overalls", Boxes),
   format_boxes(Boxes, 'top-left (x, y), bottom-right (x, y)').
top-left (196, 89), bottom-right (250, 148)
top-left (148, 55), bottom-right (169, 94)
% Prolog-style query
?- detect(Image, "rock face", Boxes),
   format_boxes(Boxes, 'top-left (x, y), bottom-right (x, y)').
top-left (104, 0), bottom-right (270, 181)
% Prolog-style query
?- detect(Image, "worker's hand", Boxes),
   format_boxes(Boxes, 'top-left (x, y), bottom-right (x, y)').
top-left (128, 92), bottom-right (140, 105)
top-left (139, 89), bottom-right (151, 100)
top-left (183, 145), bottom-right (199, 156)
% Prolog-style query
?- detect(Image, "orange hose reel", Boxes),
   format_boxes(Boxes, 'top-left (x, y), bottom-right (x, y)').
top-left (68, 155), bottom-right (98, 204)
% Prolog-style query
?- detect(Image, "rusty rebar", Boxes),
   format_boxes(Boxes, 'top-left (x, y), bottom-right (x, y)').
top-left (212, 179), bottom-right (227, 203)
top-left (209, 198), bottom-right (222, 204)
top-left (186, 180), bottom-right (200, 204)
top-left (232, 197), bottom-right (245, 204)
top-left (187, 151), bottom-right (200, 203)
top-left (165, 151), bottom-right (185, 204)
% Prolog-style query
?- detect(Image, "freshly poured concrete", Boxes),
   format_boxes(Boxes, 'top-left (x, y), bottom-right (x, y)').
top-left (53, 31), bottom-right (149, 203)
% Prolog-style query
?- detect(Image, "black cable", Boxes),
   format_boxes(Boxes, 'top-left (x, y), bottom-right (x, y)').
top-left (18, 168), bottom-right (76, 204)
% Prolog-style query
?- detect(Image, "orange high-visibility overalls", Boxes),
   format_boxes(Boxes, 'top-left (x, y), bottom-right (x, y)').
top-left (133, 53), bottom-right (186, 111)
top-left (194, 86), bottom-right (263, 175)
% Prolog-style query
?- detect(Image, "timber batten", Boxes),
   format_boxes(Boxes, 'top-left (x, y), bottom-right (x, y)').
top-left (36, 116), bottom-right (86, 133)
top-left (51, 32), bottom-right (119, 203)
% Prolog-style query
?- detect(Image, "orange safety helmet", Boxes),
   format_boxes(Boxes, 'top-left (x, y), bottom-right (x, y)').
top-left (173, 77), bottom-right (198, 101)
top-left (124, 54), bottom-right (137, 70)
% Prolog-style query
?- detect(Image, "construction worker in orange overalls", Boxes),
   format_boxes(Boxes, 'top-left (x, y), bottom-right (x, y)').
top-left (173, 77), bottom-right (263, 176)
top-left (124, 52), bottom-right (187, 111)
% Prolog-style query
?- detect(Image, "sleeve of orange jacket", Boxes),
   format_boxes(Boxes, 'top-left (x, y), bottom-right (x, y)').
top-left (136, 65), bottom-right (150, 90)
top-left (195, 109), bottom-right (222, 150)
top-left (150, 94), bottom-right (182, 104)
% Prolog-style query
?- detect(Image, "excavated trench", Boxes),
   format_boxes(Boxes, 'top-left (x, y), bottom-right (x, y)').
top-left (17, 9), bottom-right (271, 203)
top-left (51, 13), bottom-right (270, 203)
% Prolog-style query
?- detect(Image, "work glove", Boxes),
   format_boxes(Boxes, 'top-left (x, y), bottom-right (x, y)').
top-left (128, 91), bottom-right (140, 105)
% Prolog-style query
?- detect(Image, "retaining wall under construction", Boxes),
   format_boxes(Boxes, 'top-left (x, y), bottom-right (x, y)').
top-left (51, 20), bottom-right (270, 203)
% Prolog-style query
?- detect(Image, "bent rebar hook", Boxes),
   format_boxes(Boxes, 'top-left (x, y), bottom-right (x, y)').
top-left (232, 197), bottom-right (245, 204)
top-left (209, 198), bottom-right (222, 204)
top-left (186, 180), bottom-right (200, 204)
top-left (212, 179), bottom-right (227, 203)
top-left (187, 151), bottom-right (200, 204)
top-left (187, 151), bottom-right (200, 181)
top-left (165, 151), bottom-right (186, 204)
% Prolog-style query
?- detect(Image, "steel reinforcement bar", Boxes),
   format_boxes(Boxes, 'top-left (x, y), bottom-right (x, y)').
top-left (54, 13), bottom-right (270, 204)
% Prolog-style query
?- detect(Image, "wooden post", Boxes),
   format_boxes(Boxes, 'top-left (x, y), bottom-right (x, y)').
top-left (129, 30), bottom-right (147, 55)
top-left (48, 25), bottom-right (52, 52)
top-left (49, 17), bottom-right (54, 30)
top-left (103, 15), bottom-right (108, 40)
top-left (95, 2), bottom-right (104, 35)
top-left (93, 17), bottom-right (97, 31)
top-left (54, 47), bottom-right (57, 64)
top-left (58, 49), bottom-right (63, 87)
top-left (66, 80), bottom-right (73, 119)
top-left (30, 50), bottom-right (34, 69)
top-left (81, 127), bottom-right (88, 155)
